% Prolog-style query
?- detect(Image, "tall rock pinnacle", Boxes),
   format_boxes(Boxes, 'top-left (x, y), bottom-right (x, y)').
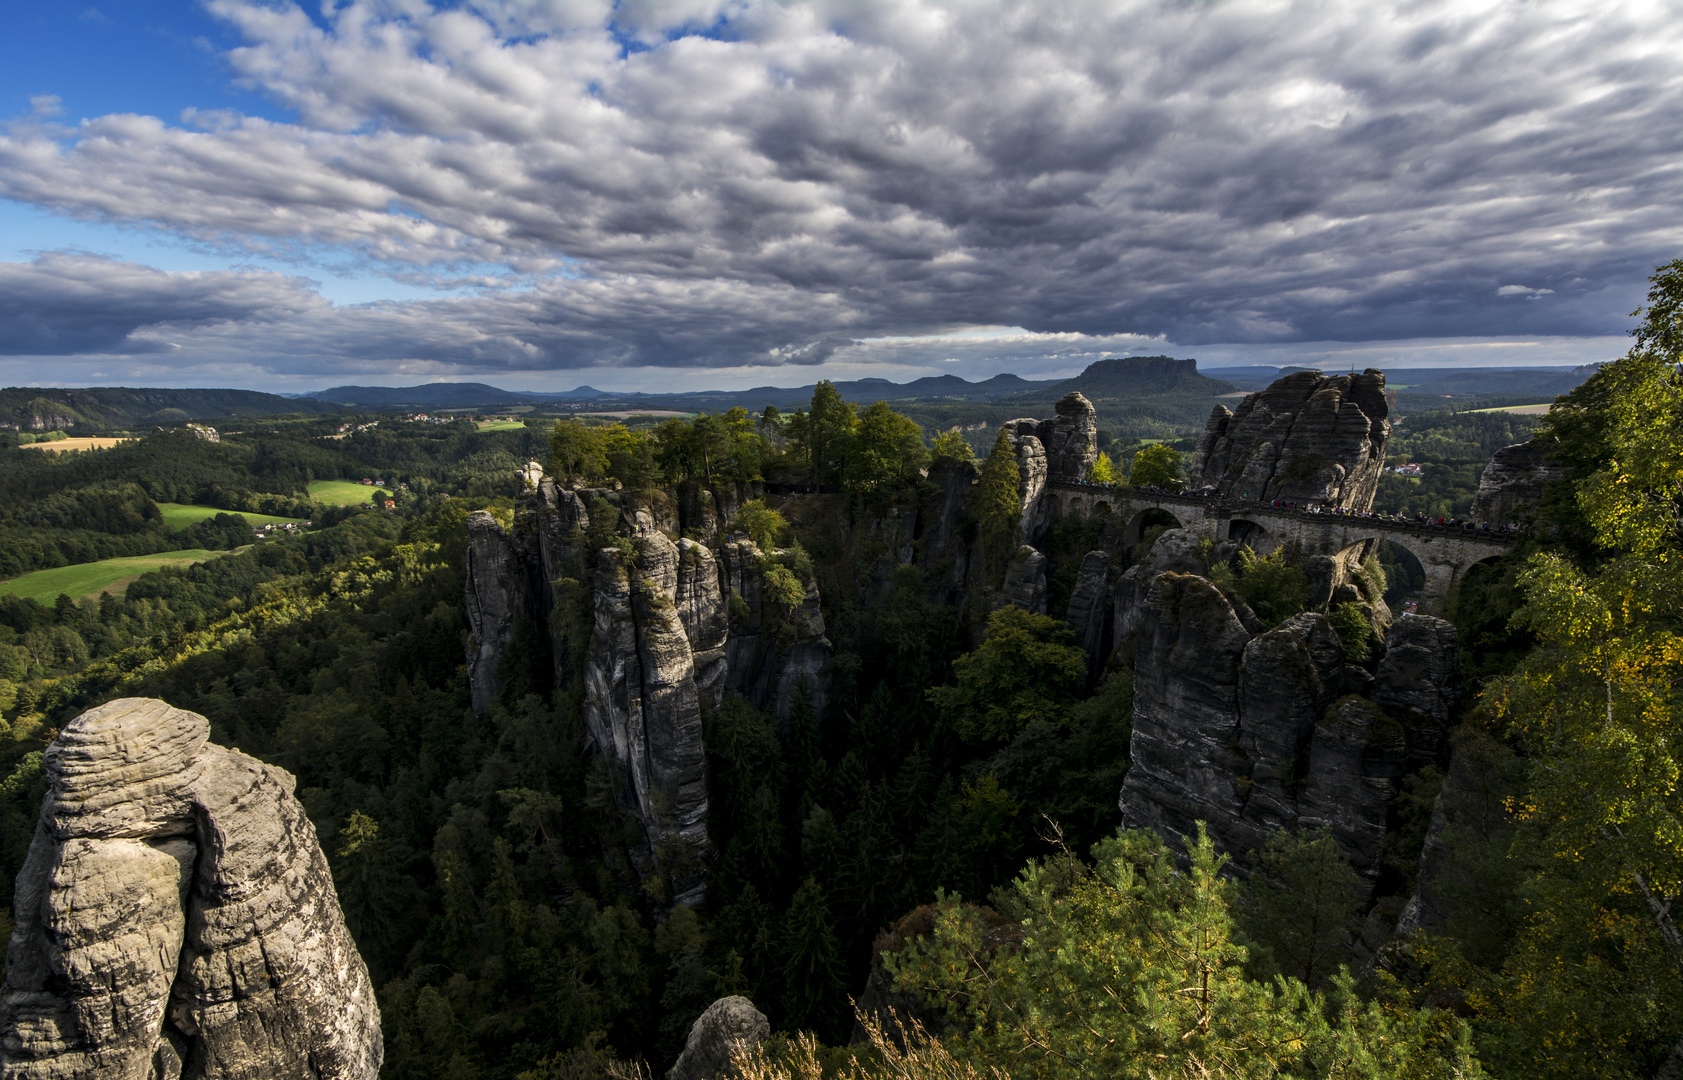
top-left (0, 698), bottom-right (382, 1080)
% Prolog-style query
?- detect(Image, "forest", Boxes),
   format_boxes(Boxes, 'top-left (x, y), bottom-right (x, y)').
top-left (0, 266), bottom-right (1677, 1080)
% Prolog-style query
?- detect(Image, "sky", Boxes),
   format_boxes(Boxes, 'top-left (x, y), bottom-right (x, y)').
top-left (0, 0), bottom-right (1678, 394)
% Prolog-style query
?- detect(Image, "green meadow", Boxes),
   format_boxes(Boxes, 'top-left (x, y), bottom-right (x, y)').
top-left (0, 549), bottom-right (229, 604)
top-left (308, 480), bottom-right (388, 505)
top-left (157, 503), bottom-right (302, 528)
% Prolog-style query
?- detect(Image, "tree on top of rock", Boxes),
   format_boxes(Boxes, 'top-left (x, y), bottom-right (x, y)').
top-left (977, 429), bottom-right (1023, 582)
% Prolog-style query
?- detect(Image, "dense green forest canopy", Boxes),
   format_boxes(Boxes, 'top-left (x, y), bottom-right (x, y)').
top-left (0, 299), bottom-right (1670, 1080)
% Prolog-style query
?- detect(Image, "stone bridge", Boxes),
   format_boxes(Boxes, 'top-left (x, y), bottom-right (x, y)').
top-left (1043, 480), bottom-right (1518, 614)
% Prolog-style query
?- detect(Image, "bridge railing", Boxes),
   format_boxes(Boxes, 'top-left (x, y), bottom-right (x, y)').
top-left (1045, 479), bottom-right (1519, 547)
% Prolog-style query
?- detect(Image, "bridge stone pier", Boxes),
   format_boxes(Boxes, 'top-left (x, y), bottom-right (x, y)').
top-left (1043, 481), bottom-right (1517, 614)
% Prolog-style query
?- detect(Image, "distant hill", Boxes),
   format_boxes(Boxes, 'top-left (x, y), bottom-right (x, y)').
top-left (300, 372), bottom-right (1060, 413)
top-left (0, 387), bottom-right (332, 433)
top-left (308, 382), bottom-right (558, 408)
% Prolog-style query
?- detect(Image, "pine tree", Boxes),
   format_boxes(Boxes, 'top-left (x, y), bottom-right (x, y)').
top-left (977, 429), bottom-right (1023, 581)
top-left (780, 876), bottom-right (847, 1038)
top-left (1234, 828), bottom-right (1360, 988)
top-left (783, 678), bottom-right (821, 820)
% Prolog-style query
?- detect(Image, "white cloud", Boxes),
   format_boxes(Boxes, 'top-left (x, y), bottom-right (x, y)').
top-left (0, 0), bottom-right (1678, 380)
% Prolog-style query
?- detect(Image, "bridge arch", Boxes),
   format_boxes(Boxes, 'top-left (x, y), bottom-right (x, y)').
top-left (1126, 506), bottom-right (1184, 547)
top-left (1227, 517), bottom-right (1276, 554)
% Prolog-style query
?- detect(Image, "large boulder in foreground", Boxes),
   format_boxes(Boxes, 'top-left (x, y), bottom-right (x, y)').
top-left (668, 995), bottom-right (769, 1080)
top-left (0, 698), bottom-right (382, 1080)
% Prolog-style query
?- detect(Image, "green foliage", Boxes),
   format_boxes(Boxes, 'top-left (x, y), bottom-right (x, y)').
top-left (1372, 410), bottom-right (1544, 520)
top-left (886, 825), bottom-right (1480, 1080)
top-left (1328, 602), bottom-right (1373, 663)
top-left (762, 564), bottom-right (807, 610)
top-left (1232, 547), bottom-right (1310, 628)
top-left (1127, 442), bottom-right (1182, 489)
top-left (1439, 262), bottom-right (1683, 1079)
top-left (842, 401), bottom-right (927, 499)
top-left (976, 431), bottom-right (1022, 581)
top-left (550, 420), bottom-right (608, 480)
top-left (808, 382), bottom-right (858, 485)
top-left (736, 498), bottom-right (788, 549)
top-left (1236, 828), bottom-right (1361, 988)
top-left (1088, 451), bottom-right (1116, 484)
top-left (928, 606), bottom-right (1085, 744)
top-left (929, 429), bottom-right (974, 463)
top-left (781, 877), bottom-right (847, 1040)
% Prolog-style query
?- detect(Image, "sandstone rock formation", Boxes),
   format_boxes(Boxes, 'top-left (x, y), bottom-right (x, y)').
top-left (1004, 392), bottom-right (1098, 539)
top-left (918, 458), bottom-right (977, 606)
top-left (1120, 574), bottom-right (1254, 848)
top-left (465, 510), bottom-right (538, 717)
top-left (583, 537), bottom-right (710, 902)
top-left (1111, 529), bottom-right (1208, 648)
top-left (1371, 614), bottom-right (1463, 765)
top-left (1119, 573), bottom-right (1463, 894)
top-left (667, 996), bottom-right (770, 1080)
top-left (1187, 370), bottom-right (1389, 509)
top-left (719, 540), bottom-right (832, 725)
top-left (0, 698), bottom-right (382, 1080)
top-left (1001, 545), bottom-right (1049, 615)
top-left (675, 539), bottom-right (730, 710)
top-left (1065, 550), bottom-right (1110, 682)
top-left (1471, 441), bottom-right (1563, 528)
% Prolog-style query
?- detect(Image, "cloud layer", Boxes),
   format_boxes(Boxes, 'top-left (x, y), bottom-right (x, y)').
top-left (1, 0), bottom-right (1679, 382)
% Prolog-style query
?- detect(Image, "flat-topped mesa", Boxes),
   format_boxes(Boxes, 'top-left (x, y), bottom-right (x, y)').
top-left (1, 698), bottom-right (382, 1080)
top-left (1188, 369), bottom-right (1390, 510)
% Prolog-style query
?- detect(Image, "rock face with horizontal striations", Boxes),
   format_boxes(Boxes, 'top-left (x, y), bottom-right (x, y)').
top-left (1471, 441), bottom-right (1563, 528)
top-left (667, 995), bottom-right (769, 1080)
top-left (1187, 370), bottom-right (1390, 509)
top-left (1111, 528), bottom-right (1208, 648)
top-left (718, 540), bottom-right (833, 726)
top-left (675, 539), bottom-right (731, 711)
top-left (1233, 613), bottom-right (1347, 843)
top-left (1004, 392), bottom-right (1099, 541)
top-left (0, 698), bottom-right (381, 1080)
top-left (1296, 696), bottom-right (1408, 895)
top-left (583, 537), bottom-right (711, 902)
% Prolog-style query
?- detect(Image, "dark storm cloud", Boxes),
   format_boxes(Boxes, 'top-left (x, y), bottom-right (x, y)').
top-left (0, 253), bottom-right (323, 355)
top-left (1, 0), bottom-right (1679, 374)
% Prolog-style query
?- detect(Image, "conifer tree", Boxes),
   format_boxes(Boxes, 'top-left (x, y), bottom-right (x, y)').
top-left (780, 876), bottom-right (846, 1038)
top-left (1235, 828), bottom-right (1360, 988)
top-left (977, 429), bottom-right (1023, 581)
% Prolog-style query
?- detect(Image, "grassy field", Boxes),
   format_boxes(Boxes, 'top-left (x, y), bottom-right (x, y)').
top-left (1468, 403), bottom-right (1552, 415)
top-left (308, 480), bottom-right (387, 505)
top-left (19, 437), bottom-right (134, 453)
top-left (476, 420), bottom-right (529, 431)
top-left (157, 503), bottom-right (302, 528)
top-left (0, 549), bottom-right (229, 604)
